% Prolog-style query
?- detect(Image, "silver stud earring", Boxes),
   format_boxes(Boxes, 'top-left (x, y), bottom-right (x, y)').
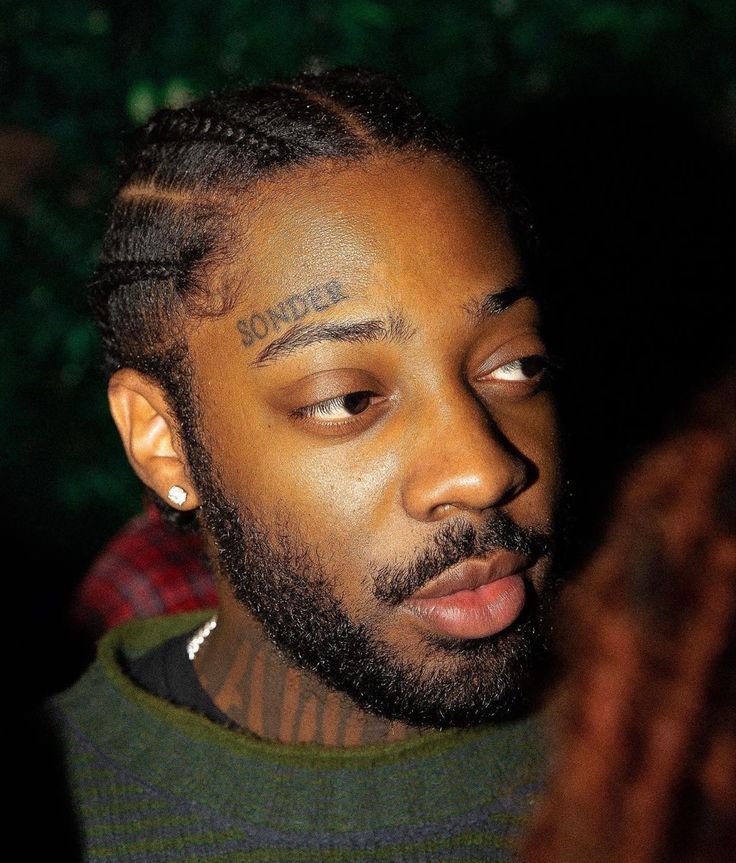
top-left (167, 485), bottom-right (188, 507)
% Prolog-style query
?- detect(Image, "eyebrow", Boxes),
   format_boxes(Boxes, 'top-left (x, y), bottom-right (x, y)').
top-left (249, 279), bottom-right (535, 368)
top-left (461, 278), bottom-right (537, 324)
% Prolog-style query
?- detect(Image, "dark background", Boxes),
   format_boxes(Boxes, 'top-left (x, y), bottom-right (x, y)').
top-left (2, 0), bottom-right (735, 705)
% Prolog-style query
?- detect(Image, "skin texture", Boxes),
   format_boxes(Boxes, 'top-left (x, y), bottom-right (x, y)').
top-left (109, 152), bottom-right (564, 745)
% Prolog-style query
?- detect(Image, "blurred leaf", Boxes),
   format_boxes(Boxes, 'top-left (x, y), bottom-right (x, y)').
top-left (127, 80), bottom-right (158, 123)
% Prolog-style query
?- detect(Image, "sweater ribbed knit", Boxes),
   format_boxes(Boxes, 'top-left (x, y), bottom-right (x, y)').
top-left (45, 610), bottom-right (549, 862)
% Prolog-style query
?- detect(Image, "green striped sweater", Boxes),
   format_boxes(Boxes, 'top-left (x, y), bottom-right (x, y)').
top-left (46, 610), bottom-right (549, 862)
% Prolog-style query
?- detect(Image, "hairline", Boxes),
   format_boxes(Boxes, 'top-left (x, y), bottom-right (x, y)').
top-left (155, 146), bottom-right (515, 338)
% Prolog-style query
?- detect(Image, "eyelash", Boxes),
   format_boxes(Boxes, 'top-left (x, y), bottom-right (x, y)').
top-left (290, 354), bottom-right (561, 429)
top-left (479, 354), bottom-right (559, 385)
top-left (291, 391), bottom-right (382, 427)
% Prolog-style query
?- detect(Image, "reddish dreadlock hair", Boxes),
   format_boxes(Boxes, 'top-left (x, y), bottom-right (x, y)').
top-left (523, 368), bottom-right (736, 863)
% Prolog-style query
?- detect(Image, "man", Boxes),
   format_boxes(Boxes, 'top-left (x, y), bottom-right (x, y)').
top-left (47, 67), bottom-right (567, 862)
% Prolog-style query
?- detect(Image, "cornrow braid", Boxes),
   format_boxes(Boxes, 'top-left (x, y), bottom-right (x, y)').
top-left (89, 65), bottom-right (535, 527)
top-left (137, 110), bottom-right (291, 156)
top-left (90, 260), bottom-right (179, 287)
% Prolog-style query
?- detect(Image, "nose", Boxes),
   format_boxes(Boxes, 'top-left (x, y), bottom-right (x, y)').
top-left (401, 385), bottom-right (530, 522)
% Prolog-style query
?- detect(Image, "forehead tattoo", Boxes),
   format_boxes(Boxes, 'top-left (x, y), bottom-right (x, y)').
top-left (236, 279), bottom-right (350, 350)
top-left (239, 277), bottom-right (538, 369)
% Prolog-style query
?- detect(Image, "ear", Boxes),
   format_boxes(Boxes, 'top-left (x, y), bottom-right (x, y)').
top-left (107, 368), bottom-right (201, 511)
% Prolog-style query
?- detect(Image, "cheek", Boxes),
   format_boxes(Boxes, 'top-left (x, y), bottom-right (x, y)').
top-left (501, 395), bottom-right (563, 525)
top-left (204, 397), bottom-right (398, 553)
top-left (531, 403), bottom-right (564, 522)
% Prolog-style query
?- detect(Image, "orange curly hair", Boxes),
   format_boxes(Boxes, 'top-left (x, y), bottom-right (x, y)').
top-left (523, 370), bottom-right (736, 863)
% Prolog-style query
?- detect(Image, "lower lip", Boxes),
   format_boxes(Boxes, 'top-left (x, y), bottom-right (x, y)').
top-left (403, 574), bottom-right (527, 639)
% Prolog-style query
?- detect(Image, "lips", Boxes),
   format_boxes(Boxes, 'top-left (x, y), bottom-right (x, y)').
top-left (401, 550), bottom-right (532, 639)
top-left (407, 550), bottom-right (531, 601)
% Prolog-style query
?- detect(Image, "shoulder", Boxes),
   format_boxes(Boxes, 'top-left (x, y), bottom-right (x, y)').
top-left (45, 610), bottom-right (215, 735)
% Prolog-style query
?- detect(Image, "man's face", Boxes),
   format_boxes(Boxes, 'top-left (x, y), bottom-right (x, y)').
top-left (183, 153), bottom-right (565, 726)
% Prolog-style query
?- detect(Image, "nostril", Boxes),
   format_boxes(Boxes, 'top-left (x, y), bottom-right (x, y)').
top-left (505, 457), bottom-right (536, 503)
top-left (401, 397), bottom-right (542, 521)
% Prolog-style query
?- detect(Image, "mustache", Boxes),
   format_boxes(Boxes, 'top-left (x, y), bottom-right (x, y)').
top-left (372, 510), bottom-right (553, 606)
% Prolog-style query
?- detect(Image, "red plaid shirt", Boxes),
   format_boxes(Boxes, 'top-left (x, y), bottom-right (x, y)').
top-left (74, 504), bottom-right (217, 637)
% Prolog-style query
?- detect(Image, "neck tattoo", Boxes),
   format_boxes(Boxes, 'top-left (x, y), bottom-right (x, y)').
top-left (190, 612), bottom-right (424, 747)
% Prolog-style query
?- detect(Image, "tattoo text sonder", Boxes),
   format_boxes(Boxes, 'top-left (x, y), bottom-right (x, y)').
top-left (237, 280), bottom-right (349, 347)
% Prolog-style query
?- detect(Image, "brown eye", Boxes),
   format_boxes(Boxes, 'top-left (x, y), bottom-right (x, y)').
top-left (293, 391), bottom-right (375, 421)
top-left (341, 391), bottom-right (373, 415)
top-left (489, 355), bottom-right (550, 383)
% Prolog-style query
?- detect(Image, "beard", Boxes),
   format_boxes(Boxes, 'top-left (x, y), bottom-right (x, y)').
top-left (181, 406), bottom-right (568, 729)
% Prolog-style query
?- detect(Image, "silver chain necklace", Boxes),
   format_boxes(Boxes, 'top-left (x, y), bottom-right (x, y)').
top-left (186, 614), bottom-right (218, 661)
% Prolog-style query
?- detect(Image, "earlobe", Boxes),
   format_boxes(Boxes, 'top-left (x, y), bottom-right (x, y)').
top-left (107, 368), bottom-right (200, 510)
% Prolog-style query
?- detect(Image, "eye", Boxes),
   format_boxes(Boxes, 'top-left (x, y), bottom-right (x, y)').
top-left (291, 390), bottom-right (382, 425)
top-left (482, 354), bottom-right (559, 388)
top-left (491, 355), bottom-right (547, 381)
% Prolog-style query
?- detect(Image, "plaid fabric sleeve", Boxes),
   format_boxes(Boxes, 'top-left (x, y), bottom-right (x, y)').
top-left (73, 504), bottom-right (217, 637)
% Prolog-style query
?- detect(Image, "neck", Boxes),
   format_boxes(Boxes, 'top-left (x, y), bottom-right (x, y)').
top-left (193, 598), bottom-right (425, 747)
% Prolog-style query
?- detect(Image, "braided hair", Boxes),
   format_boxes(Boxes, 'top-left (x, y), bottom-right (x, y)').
top-left (88, 66), bottom-right (533, 525)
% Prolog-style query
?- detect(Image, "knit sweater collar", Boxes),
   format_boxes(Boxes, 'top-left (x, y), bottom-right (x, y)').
top-left (55, 610), bottom-right (549, 835)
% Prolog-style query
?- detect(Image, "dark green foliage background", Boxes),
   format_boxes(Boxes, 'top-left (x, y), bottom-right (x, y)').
top-left (2, 2), bottom-right (735, 623)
